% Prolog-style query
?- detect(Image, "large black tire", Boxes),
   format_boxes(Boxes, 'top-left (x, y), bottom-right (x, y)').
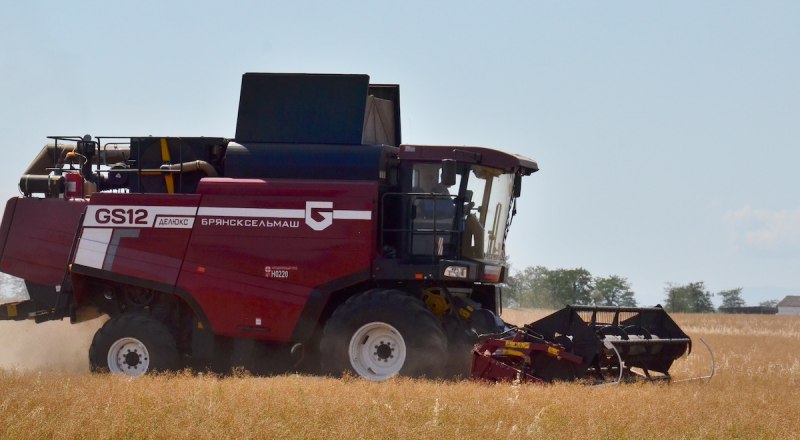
top-left (89, 313), bottom-right (180, 376)
top-left (444, 308), bottom-right (506, 378)
top-left (443, 315), bottom-right (478, 379)
top-left (320, 290), bottom-right (447, 381)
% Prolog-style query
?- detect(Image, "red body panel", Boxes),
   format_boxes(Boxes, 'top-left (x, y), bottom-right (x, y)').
top-left (63, 178), bottom-right (376, 341)
top-left (0, 197), bottom-right (87, 287)
top-left (73, 193), bottom-right (201, 291)
top-left (1, 178), bottom-right (377, 340)
top-left (178, 178), bottom-right (377, 340)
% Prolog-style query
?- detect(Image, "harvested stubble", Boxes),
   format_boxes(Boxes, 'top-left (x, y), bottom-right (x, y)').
top-left (1, 310), bottom-right (799, 439)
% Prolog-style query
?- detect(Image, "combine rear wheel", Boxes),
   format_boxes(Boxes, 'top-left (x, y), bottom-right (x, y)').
top-left (320, 290), bottom-right (447, 381)
top-left (89, 313), bottom-right (180, 377)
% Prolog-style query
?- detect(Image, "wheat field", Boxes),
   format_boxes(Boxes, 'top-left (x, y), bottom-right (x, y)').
top-left (1, 310), bottom-right (799, 439)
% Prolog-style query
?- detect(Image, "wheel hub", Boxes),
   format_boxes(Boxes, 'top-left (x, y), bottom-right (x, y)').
top-left (374, 341), bottom-right (394, 361)
top-left (124, 350), bottom-right (142, 368)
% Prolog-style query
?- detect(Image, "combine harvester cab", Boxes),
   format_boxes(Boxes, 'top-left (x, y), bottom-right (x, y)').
top-left (472, 305), bottom-right (699, 384)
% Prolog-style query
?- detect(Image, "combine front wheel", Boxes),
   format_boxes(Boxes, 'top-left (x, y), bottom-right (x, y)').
top-left (320, 290), bottom-right (447, 381)
top-left (348, 321), bottom-right (407, 379)
top-left (89, 313), bottom-right (180, 377)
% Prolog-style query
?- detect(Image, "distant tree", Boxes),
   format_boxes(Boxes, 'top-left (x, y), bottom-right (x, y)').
top-left (546, 268), bottom-right (593, 307)
top-left (505, 266), bottom-right (551, 308)
top-left (718, 288), bottom-right (745, 310)
top-left (591, 275), bottom-right (637, 307)
top-left (502, 262), bottom-right (519, 307)
top-left (664, 282), bottom-right (714, 313)
top-left (758, 299), bottom-right (779, 308)
top-left (504, 267), bottom-right (526, 307)
top-left (505, 266), bottom-right (593, 308)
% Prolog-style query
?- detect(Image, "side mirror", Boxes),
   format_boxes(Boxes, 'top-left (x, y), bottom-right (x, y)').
top-left (441, 159), bottom-right (457, 186)
top-left (513, 173), bottom-right (522, 198)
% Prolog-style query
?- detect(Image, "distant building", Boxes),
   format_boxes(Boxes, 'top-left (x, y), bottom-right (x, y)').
top-left (777, 296), bottom-right (800, 315)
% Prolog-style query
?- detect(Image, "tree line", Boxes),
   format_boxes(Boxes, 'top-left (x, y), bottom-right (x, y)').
top-left (504, 266), bottom-right (772, 313)
top-left (504, 266), bottom-right (636, 309)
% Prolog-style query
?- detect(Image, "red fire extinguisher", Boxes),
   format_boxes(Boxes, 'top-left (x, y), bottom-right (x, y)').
top-left (64, 172), bottom-right (83, 199)
top-left (64, 151), bottom-right (85, 199)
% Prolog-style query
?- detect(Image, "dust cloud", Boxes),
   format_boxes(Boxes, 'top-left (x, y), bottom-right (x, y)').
top-left (0, 317), bottom-right (105, 373)
top-left (0, 273), bottom-right (106, 373)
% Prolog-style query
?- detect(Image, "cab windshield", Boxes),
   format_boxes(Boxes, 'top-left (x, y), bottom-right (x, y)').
top-left (462, 165), bottom-right (514, 261)
top-left (402, 162), bottom-right (515, 262)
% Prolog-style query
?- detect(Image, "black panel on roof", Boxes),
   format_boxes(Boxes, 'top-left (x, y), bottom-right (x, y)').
top-left (235, 73), bottom-right (370, 144)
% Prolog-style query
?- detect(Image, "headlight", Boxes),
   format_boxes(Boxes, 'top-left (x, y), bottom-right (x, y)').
top-left (444, 266), bottom-right (468, 278)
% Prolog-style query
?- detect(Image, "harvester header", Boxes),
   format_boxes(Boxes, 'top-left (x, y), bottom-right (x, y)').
top-left (472, 305), bottom-right (696, 384)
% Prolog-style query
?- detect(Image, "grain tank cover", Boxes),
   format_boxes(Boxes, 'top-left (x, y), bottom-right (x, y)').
top-left (235, 73), bottom-right (370, 144)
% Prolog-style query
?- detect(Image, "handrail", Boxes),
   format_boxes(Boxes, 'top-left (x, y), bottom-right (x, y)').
top-left (379, 192), bottom-right (461, 260)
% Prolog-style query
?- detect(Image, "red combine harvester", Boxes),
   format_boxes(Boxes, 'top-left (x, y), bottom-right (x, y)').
top-left (0, 73), bottom-right (695, 382)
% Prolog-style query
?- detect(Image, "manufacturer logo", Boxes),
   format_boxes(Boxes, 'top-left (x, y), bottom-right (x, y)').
top-left (305, 201), bottom-right (333, 231)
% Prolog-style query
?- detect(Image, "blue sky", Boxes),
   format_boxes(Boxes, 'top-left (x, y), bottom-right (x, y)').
top-left (1, 1), bottom-right (798, 305)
